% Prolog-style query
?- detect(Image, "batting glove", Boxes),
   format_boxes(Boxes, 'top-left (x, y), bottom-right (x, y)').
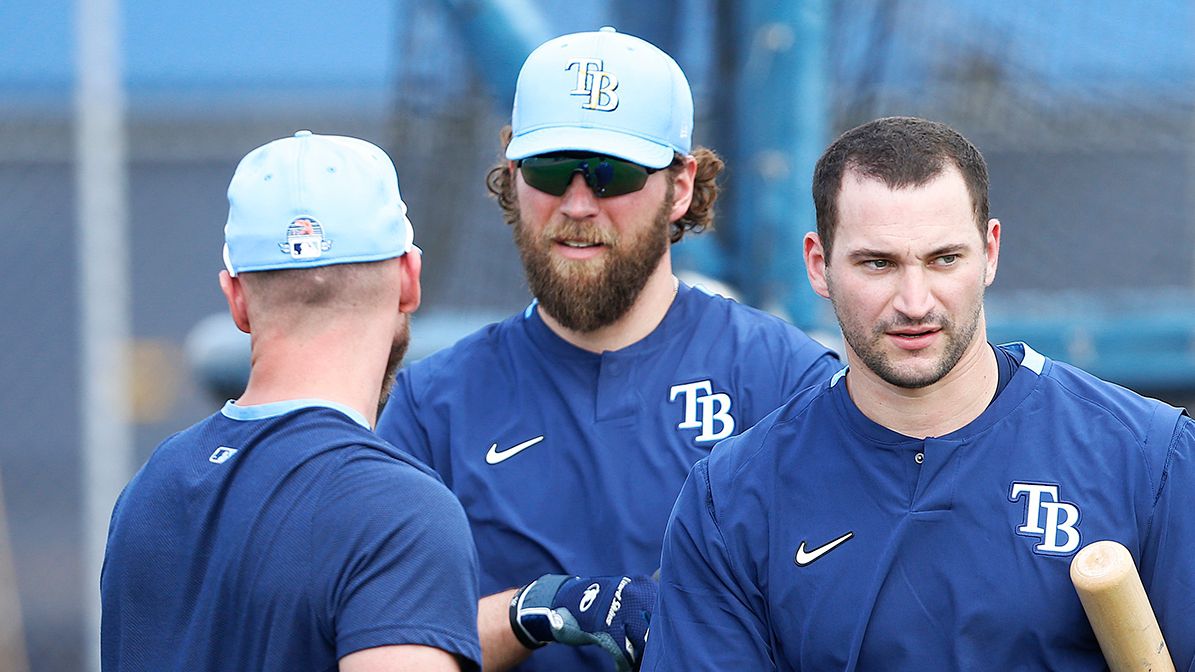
top-left (509, 573), bottom-right (656, 672)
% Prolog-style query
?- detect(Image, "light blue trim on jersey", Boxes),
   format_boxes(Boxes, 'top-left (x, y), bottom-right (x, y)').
top-left (830, 366), bottom-right (849, 387)
top-left (221, 399), bottom-right (371, 429)
top-left (523, 300), bottom-right (538, 319)
top-left (1000, 341), bottom-right (1045, 374)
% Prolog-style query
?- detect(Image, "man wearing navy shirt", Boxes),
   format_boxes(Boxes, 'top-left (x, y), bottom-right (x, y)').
top-left (644, 116), bottom-right (1195, 670)
top-left (101, 131), bottom-right (481, 671)
top-left (375, 27), bottom-right (839, 672)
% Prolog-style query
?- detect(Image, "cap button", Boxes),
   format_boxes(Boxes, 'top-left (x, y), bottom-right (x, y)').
top-left (599, 26), bottom-right (617, 32)
top-left (294, 130), bottom-right (313, 137)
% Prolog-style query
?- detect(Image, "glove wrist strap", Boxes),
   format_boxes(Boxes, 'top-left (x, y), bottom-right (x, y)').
top-left (509, 574), bottom-right (573, 649)
top-left (509, 582), bottom-right (547, 649)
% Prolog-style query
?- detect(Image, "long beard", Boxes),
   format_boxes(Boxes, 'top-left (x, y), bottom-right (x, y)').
top-left (513, 195), bottom-right (673, 333)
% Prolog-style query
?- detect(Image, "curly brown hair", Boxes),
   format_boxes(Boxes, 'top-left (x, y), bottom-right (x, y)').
top-left (485, 125), bottom-right (723, 244)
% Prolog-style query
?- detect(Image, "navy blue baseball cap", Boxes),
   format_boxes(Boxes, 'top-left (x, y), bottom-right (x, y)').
top-left (223, 130), bottom-right (415, 277)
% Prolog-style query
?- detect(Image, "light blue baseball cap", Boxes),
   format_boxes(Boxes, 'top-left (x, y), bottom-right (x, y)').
top-left (223, 130), bottom-right (414, 277)
top-left (506, 26), bottom-right (694, 170)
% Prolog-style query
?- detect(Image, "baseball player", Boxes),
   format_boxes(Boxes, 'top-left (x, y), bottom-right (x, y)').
top-left (374, 27), bottom-right (840, 672)
top-left (101, 131), bottom-right (481, 671)
top-left (642, 116), bottom-right (1195, 670)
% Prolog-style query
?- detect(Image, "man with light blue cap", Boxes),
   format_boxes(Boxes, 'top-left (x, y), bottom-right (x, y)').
top-left (376, 27), bottom-right (840, 672)
top-left (101, 131), bottom-right (482, 671)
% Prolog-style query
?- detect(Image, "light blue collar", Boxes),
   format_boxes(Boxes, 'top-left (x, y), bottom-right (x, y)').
top-left (220, 399), bottom-right (371, 430)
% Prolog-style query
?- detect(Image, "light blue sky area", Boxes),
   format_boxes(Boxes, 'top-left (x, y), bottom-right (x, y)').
top-left (1, 0), bottom-right (396, 89)
top-left (832, 1), bottom-right (1192, 93)
top-left (2, 1), bottom-right (1190, 95)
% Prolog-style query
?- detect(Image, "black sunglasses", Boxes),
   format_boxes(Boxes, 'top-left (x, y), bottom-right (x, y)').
top-left (518, 153), bottom-right (661, 198)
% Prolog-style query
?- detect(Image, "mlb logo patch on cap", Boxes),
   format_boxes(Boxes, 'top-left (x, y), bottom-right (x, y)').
top-left (280, 217), bottom-right (331, 260)
top-left (223, 130), bottom-right (415, 276)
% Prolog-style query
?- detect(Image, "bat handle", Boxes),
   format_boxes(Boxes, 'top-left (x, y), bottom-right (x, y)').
top-left (1070, 540), bottom-right (1174, 672)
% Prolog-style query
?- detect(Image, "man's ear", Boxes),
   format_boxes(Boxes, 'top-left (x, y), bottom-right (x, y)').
top-left (983, 218), bottom-right (1001, 287)
top-left (398, 249), bottom-right (423, 314)
top-left (668, 155), bottom-right (698, 223)
top-left (804, 232), bottom-right (831, 299)
top-left (218, 270), bottom-right (252, 333)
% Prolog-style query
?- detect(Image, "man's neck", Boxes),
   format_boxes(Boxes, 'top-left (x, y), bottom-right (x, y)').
top-left (539, 261), bottom-right (679, 354)
top-left (234, 320), bottom-right (390, 428)
top-left (845, 336), bottom-right (998, 439)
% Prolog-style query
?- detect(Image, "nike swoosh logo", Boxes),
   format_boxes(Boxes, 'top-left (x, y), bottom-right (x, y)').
top-left (794, 531), bottom-right (855, 567)
top-left (485, 435), bottom-right (545, 465)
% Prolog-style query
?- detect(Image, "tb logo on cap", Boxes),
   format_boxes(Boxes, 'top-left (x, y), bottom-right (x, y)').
top-left (567, 58), bottom-right (619, 111)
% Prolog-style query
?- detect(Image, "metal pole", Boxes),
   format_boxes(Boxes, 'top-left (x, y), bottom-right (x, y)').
top-left (438, 0), bottom-right (553, 105)
top-left (733, 0), bottom-right (828, 328)
top-left (0, 469), bottom-right (30, 672)
top-left (75, 0), bottom-right (131, 669)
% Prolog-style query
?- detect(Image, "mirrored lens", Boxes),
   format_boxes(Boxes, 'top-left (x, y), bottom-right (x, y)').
top-left (519, 155), bottom-right (655, 198)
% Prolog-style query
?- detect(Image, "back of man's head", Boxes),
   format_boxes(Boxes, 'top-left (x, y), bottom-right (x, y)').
top-left (222, 130), bottom-right (416, 320)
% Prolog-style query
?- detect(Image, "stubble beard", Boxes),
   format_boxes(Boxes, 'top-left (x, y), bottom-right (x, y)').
top-left (378, 314), bottom-right (410, 415)
top-left (512, 189), bottom-right (674, 333)
top-left (829, 276), bottom-right (985, 389)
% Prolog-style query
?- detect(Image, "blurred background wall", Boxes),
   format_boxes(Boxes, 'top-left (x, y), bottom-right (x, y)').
top-left (1, 1), bottom-right (1193, 669)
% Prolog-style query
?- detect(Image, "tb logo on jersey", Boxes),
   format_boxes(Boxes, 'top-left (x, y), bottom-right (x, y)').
top-left (669, 380), bottom-right (734, 443)
top-left (1010, 482), bottom-right (1081, 555)
top-left (566, 58), bottom-right (619, 111)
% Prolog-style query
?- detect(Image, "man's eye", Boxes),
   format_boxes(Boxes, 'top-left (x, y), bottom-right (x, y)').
top-left (937, 254), bottom-right (959, 265)
top-left (866, 259), bottom-right (890, 269)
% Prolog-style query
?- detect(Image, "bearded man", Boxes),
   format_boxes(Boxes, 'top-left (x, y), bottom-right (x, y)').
top-left (376, 27), bottom-right (840, 672)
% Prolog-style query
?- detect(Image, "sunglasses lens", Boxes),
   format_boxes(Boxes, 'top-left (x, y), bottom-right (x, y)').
top-left (518, 156), bottom-right (579, 196)
top-left (519, 155), bottom-right (654, 198)
top-left (594, 158), bottom-right (650, 197)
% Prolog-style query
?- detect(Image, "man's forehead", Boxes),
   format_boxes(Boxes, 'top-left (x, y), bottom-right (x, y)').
top-left (837, 165), bottom-right (970, 215)
top-left (833, 167), bottom-right (981, 252)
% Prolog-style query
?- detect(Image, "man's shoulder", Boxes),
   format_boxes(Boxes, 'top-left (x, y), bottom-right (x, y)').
top-left (683, 286), bottom-right (838, 366)
top-left (329, 443), bottom-right (456, 496)
top-left (1000, 347), bottom-right (1187, 482)
top-left (404, 312), bottom-right (525, 382)
top-left (688, 285), bottom-right (808, 335)
top-left (1032, 352), bottom-right (1184, 436)
top-left (705, 380), bottom-right (836, 483)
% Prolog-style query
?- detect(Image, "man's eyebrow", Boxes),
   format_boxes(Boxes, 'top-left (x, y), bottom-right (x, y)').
top-left (845, 248), bottom-right (894, 260)
top-left (844, 243), bottom-right (970, 260)
top-left (926, 243), bottom-right (969, 257)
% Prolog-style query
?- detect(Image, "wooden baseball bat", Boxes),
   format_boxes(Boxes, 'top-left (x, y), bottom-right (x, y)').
top-left (1070, 540), bottom-right (1174, 672)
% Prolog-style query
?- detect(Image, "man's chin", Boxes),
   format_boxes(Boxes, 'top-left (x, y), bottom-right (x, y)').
top-left (548, 256), bottom-right (607, 281)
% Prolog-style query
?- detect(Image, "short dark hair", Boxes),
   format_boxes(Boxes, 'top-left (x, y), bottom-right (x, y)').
top-left (812, 116), bottom-right (990, 257)
top-left (239, 261), bottom-right (393, 317)
top-left (484, 126), bottom-right (724, 244)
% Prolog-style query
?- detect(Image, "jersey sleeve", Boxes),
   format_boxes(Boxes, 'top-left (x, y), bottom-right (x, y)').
top-left (778, 330), bottom-right (841, 400)
top-left (376, 366), bottom-right (436, 468)
top-left (311, 450), bottom-right (481, 669)
top-left (1138, 414), bottom-right (1195, 670)
top-left (642, 457), bottom-right (775, 671)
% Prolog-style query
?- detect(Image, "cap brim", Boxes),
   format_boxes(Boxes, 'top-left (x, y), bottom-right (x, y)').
top-left (506, 127), bottom-right (676, 169)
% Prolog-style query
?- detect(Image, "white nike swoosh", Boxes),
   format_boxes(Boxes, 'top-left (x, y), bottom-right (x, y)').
top-left (485, 435), bottom-right (545, 465)
top-left (794, 531), bottom-right (855, 567)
